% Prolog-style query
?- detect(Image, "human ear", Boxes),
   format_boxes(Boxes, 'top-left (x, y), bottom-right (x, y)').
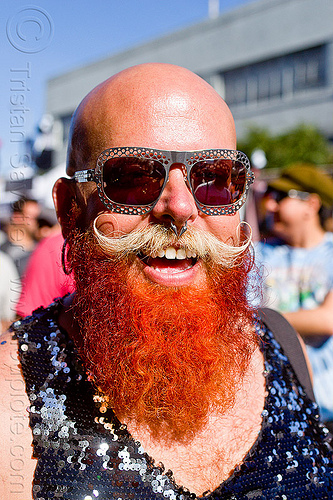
top-left (52, 177), bottom-right (81, 238)
top-left (307, 193), bottom-right (322, 214)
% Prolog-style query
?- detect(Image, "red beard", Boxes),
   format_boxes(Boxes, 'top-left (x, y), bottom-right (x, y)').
top-left (68, 229), bottom-right (258, 442)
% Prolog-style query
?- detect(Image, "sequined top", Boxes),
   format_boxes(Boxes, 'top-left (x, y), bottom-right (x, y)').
top-left (12, 301), bottom-right (333, 499)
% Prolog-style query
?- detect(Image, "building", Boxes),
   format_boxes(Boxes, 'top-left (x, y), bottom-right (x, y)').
top-left (46, 0), bottom-right (333, 166)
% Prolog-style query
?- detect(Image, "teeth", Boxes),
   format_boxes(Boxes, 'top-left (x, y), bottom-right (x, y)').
top-left (176, 248), bottom-right (186, 260)
top-left (143, 246), bottom-right (197, 260)
top-left (157, 247), bottom-right (197, 260)
top-left (165, 247), bottom-right (177, 259)
top-left (186, 248), bottom-right (196, 258)
top-left (158, 268), bottom-right (172, 274)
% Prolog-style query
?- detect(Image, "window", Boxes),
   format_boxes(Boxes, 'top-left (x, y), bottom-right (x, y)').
top-left (223, 45), bottom-right (326, 106)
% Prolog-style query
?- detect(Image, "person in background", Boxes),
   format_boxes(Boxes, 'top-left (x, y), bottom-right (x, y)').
top-left (35, 206), bottom-right (62, 242)
top-left (35, 216), bottom-right (57, 241)
top-left (0, 197), bottom-right (41, 278)
top-left (16, 230), bottom-right (75, 317)
top-left (255, 163), bottom-right (333, 429)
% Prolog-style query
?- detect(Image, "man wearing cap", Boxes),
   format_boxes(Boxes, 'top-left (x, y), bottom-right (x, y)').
top-left (256, 163), bottom-right (333, 429)
top-left (1, 65), bottom-right (332, 499)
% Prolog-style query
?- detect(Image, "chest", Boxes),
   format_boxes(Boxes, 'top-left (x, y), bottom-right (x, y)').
top-left (130, 415), bottom-right (264, 495)
top-left (16, 311), bottom-right (333, 499)
top-left (262, 254), bottom-right (331, 310)
top-left (257, 242), bottom-right (333, 302)
top-left (126, 366), bottom-right (266, 496)
top-left (28, 368), bottom-right (332, 500)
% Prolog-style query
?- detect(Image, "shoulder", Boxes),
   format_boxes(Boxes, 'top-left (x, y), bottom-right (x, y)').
top-left (0, 330), bottom-right (36, 499)
top-left (254, 240), bottom-right (289, 267)
top-left (0, 329), bottom-right (22, 381)
top-left (324, 231), bottom-right (333, 242)
top-left (314, 233), bottom-right (333, 277)
top-left (258, 308), bottom-right (315, 401)
top-left (321, 232), bottom-right (333, 251)
top-left (24, 232), bottom-right (64, 272)
top-left (0, 330), bottom-right (27, 426)
top-left (34, 231), bottom-right (64, 254)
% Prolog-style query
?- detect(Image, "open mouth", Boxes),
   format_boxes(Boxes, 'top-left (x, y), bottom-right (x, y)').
top-left (138, 246), bottom-right (198, 274)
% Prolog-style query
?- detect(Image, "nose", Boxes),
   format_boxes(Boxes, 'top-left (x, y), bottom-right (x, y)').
top-left (264, 196), bottom-right (279, 213)
top-left (150, 164), bottom-right (198, 232)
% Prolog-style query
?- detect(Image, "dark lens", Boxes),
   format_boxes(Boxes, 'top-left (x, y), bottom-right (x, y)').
top-left (268, 190), bottom-right (288, 203)
top-left (190, 159), bottom-right (246, 206)
top-left (101, 157), bottom-right (165, 205)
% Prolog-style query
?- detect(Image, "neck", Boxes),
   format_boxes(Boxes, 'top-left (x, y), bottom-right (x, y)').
top-left (288, 225), bottom-right (325, 248)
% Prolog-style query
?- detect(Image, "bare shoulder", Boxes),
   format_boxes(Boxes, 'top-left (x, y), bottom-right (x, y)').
top-left (0, 330), bottom-right (36, 500)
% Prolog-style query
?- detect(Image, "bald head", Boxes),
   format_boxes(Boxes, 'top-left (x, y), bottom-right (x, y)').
top-left (67, 63), bottom-right (236, 176)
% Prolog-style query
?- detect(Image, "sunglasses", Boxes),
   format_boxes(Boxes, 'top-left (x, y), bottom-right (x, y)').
top-left (73, 147), bottom-right (254, 216)
top-left (268, 188), bottom-right (310, 203)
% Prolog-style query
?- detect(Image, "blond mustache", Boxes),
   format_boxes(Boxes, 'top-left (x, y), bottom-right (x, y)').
top-left (93, 218), bottom-right (252, 268)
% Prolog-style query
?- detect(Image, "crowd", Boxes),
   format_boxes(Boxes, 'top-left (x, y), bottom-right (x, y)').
top-left (0, 63), bottom-right (332, 498)
top-left (0, 196), bottom-right (74, 332)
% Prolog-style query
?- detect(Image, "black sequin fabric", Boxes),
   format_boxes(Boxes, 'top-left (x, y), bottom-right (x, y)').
top-left (11, 301), bottom-right (333, 499)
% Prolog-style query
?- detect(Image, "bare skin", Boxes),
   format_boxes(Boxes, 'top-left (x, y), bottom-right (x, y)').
top-left (6, 200), bottom-right (41, 251)
top-left (0, 330), bottom-right (36, 500)
top-left (284, 290), bottom-right (333, 337)
top-left (1, 64), bottom-right (267, 498)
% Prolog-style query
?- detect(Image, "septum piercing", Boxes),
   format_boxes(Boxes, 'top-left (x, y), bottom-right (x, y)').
top-left (170, 220), bottom-right (188, 237)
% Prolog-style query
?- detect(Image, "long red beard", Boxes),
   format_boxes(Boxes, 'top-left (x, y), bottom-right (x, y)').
top-left (68, 229), bottom-right (258, 442)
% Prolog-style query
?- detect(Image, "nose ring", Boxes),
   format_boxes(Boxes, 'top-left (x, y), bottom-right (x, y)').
top-left (170, 220), bottom-right (188, 237)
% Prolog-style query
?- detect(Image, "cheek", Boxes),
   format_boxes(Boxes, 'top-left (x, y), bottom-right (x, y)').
top-left (201, 214), bottom-right (241, 243)
top-left (94, 213), bottom-right (145, 238)
top-left (278, 209), bottom-right (293, 224)
top-left (278, 200), bottom-right (304, 224)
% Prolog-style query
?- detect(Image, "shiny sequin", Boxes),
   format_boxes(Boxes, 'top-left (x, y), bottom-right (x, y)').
top-left (11, 302), bottom-right (333, 499)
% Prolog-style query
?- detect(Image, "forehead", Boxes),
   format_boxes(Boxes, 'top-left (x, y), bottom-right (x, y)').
top-left (69, 67), bottom-right (236, 175)
top-left (22, 201), bottom-right (40, 215)
top-left (106, 87), bottom-right (234, 149)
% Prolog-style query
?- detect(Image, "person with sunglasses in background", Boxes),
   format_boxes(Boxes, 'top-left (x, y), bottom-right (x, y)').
top-left (255, 163), bottom-right (333, 434)
top-left (1, 64), bottom-right (332, 500)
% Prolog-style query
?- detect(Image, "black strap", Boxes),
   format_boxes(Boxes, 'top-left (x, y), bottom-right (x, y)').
top-left (258, 307), bottom-right (315, 401)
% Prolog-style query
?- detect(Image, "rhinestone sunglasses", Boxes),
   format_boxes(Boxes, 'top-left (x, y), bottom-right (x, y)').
top-left (74, 147), bottom-right (254, 216)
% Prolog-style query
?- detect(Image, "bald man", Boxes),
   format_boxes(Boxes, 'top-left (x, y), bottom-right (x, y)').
top-left (1, 64), bottom-right (332, 499)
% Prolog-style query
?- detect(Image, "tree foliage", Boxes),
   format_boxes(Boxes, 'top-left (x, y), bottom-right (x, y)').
top-left (237, 124), bottom-right (333, 170)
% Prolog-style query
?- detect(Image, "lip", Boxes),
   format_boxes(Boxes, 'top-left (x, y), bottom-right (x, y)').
top-left (140, 255), bottom-right (202, 286)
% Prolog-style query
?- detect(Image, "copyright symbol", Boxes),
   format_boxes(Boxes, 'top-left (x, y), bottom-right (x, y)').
top-left (6, 6), bottom-right (54, 53)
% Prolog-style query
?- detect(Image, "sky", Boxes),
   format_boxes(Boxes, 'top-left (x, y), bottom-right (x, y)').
top-left (1, 0), bottom-right (254, 178)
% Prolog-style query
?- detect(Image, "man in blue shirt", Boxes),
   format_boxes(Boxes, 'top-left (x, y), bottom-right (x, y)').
top-left (256, 163), bottom-right (333, 425)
